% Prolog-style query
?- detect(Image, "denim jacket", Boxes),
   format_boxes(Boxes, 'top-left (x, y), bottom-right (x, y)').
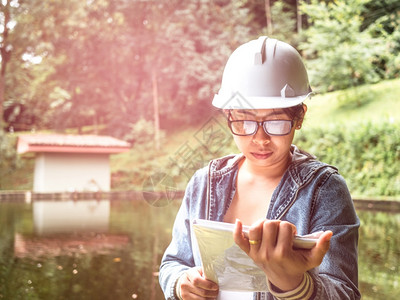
top-left (159, 145), bottom-right (360, 300)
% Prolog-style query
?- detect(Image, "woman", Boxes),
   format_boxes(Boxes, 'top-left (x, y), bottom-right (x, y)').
top-left (159, 36), bottom-right (360, 300)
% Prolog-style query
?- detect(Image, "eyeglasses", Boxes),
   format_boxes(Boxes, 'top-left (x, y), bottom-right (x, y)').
top-left (228, 119), bottom-right (294, 136)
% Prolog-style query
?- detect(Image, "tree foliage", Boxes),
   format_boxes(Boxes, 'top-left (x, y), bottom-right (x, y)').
top-left (0, 0), bottom-right (399, 136)
top-left (299, 0), bottom-right (400, 93)
top-left (1, 0), bottom-right (257, 138)
top-left (299, 0), bottom-right (383, 92)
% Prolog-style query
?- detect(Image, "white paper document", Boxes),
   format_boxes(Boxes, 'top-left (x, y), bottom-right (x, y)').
top-left (192, 219), bottom-right (269, 292)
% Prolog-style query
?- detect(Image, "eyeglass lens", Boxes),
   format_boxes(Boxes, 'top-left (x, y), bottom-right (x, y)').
top-left (230, 120), bottom-right (292, 136)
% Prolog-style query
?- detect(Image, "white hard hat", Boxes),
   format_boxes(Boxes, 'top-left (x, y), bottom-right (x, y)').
top-left (212, 36), bottom-right (312, 109)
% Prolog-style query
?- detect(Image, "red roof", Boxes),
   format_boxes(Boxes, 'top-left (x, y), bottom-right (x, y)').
top-left (17, 134), bottom-right (131, 154)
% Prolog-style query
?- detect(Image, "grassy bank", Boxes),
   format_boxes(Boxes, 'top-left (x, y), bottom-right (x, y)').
top-left (304, 78), bottom-right (400, 127)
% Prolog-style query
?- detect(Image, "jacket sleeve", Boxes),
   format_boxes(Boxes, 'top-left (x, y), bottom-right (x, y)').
top-left (308, 171), bottom-right (361, 300)
top-left (159, 169), bottom-right (208, 300)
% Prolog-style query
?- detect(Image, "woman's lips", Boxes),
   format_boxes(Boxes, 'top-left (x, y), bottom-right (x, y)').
top-left (251, 152), bottom-right (272, 160)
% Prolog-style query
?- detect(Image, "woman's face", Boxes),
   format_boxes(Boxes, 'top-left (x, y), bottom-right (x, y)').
top-left (229, 108), bottom-right (304, 169)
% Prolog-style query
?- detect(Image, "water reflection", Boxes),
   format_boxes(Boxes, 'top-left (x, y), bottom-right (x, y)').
top-left (0, 199), bottom-right (399, 300)
top-left (358, 211), bottom-right (400, 300)
top-left (0, 199), bottom-right (180, 300)
top-left (33, 200), bottom-right (110, 234)
top-left (13, 200), bottom-right (131, 260)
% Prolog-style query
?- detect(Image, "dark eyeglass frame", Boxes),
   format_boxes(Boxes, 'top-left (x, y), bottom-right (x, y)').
top-left (227, 111), bottom-right (294, 136)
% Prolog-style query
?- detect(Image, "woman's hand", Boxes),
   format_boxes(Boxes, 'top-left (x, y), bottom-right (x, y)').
top-left (177, 266), bottom-right (219, 299)
top-left (233, 219), bottom-right (332, 292)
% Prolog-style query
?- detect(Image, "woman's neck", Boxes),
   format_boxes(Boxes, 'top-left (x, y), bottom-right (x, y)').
top-left (241, 153), bottom-right (292, 181)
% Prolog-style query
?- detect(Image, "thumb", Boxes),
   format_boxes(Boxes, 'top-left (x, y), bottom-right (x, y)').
top-left (313, 231), bottom-right (333, 263)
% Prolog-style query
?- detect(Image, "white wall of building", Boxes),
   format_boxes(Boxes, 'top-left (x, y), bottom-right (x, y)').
top-left (33, 152), bottom-right (111, 192)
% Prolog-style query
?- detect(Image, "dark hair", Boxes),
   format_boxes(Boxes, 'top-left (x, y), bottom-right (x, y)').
top-left (278, 104), bottom-right (305, 121)
top-left (225, 104), bottom-right (306, 121)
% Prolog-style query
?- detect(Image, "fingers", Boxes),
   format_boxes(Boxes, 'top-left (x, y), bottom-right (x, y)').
top-left (262, 220), bottom-right (281, 249)
top-left (234, 218), bottom-right (332, 270)
top-left (254, 221), bottom-right (296, 265)
top-left (233, 219), bottom-right (334, 292)
top-left (274, 221), bottom-right (297, 251)
top-left (247, 218), bottom-right (264, 252)
top-left (234, 218), bottom-right (265, 254)
top-left (179, 267), bottom-right (219, 299)
top-left (233, 219), bottom-right (250, 253)
top-left (234, 219), bottom-right (291, 253)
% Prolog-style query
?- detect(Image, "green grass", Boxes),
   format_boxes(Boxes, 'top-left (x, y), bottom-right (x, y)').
top-left (304, 78), bottom-right (400, 128)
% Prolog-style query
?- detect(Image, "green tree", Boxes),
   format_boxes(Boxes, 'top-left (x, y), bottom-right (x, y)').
top-left (115, 0), bottom-right (253, 141)
top-left (365, 3), bottom-right (400, 79)
top-left (3, 0), bottom-right (254, 138)
top-left (299, 0), bottom-right (386, 93)
top-left (0, 0), bottom-right (16, 131)
top-left (3, 0), bottom-right (397, 136)
top-left (0, 131), bottom-right (19, 189)
top-left (270, 1), bottom-right (298, 45)
top-left (4, 0), bottom-right (72, 131)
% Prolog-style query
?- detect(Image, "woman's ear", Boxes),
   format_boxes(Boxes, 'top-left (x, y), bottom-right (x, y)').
top-left (296, 104), bottom-right (307, 129)
top-left (302, 104), bottom-right (308, 116)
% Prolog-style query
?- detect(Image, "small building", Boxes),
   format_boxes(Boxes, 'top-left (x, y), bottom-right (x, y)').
top-left (17, 134), bottom-right (131, 193)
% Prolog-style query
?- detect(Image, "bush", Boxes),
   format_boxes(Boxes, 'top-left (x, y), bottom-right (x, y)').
top-left (123, 118), bottom-right (165, 145)
top-left (295, 121), bottom-right (400, 197)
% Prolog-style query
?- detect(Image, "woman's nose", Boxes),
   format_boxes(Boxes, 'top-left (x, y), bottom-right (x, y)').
top-left (252, 124), bottom-right (270, 144)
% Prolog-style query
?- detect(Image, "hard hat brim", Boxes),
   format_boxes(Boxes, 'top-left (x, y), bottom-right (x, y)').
top-left (212, 92), bottom-right (312, 110)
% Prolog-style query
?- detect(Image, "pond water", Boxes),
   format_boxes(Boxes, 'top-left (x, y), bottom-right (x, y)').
top-left (0, 199), bottom-right (399, 300)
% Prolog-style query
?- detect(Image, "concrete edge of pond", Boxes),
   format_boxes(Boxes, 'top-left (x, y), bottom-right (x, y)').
top-left (0, 190), bottom-right (399, 213)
